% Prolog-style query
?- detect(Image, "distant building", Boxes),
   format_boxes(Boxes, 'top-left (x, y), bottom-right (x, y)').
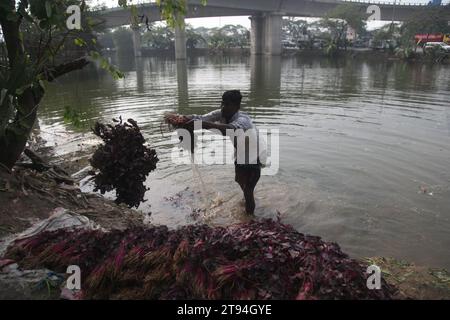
top-left (346, 26), bottom-right (356, 41)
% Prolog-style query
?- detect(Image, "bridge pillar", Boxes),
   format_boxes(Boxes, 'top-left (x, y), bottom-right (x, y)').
top-left (249, 15), bottom-right (265, 55)
top-left (175, 20), bottom-right (187, 60)
top-left (264, 13), bottom-right (283, 56)
top-left (131, 26), bottom-right (142, 57)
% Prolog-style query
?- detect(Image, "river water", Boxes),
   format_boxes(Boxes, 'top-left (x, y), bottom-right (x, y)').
top-left (37, 54), bottom-right (450, 269)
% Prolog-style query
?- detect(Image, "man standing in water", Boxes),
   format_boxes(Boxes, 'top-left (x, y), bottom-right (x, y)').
top-left (182, 90), bottom-right (264, 215)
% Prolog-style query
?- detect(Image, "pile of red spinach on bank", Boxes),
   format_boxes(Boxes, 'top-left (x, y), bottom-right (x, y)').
top-left (4, 218), bottom-right (395, 299)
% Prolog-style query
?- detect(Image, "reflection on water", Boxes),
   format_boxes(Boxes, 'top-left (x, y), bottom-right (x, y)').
top-left (38, 54), bottom-right (450, 269)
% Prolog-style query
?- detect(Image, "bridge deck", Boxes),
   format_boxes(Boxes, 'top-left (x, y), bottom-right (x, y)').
top-left (93, 0), bottom-right (449, 28)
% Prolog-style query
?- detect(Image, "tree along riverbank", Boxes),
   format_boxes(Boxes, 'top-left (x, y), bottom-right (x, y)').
top-left (103, 47), bottom-right (450, 65)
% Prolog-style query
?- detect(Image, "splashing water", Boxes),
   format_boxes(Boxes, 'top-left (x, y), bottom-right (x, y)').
top-left (190, 155), bottom-right (208, 200)
top-left (189, 155), bottom-right (233, 222)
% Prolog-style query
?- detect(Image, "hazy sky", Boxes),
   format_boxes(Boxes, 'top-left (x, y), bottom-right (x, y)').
top-left (88, 0), bottom-right (449, 30)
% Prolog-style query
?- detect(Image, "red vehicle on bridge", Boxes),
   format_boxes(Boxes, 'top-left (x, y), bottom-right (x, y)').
top-left (415, 34), bottom-right (450, 45)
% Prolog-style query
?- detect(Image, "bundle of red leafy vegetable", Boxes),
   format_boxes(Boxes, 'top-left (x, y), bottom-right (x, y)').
top-left (4, 219), bottom-right (396, 300)
top-left (163, 113), bottom-right (195, 153)
top-left (163, 113), bottom-right (190, 129)
top-left (90, 117), bottom-right (159, 208)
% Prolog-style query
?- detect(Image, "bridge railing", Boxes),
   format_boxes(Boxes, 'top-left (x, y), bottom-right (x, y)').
top-left (98, 0), bottom-right (449, 13)
top-left (343, 0), bottom-right (449, 5)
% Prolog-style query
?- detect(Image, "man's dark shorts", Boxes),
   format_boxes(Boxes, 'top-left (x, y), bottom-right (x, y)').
top-left (234, 163), bottom-right (261, 190)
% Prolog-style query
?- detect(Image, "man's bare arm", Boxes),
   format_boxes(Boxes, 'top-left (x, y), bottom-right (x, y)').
top-left (182, 119), bottom-right (234, 135)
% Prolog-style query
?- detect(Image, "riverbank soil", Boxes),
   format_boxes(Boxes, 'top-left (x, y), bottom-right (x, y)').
top-left (1, 165), bottom-right (450, 299)
top-left (0, 166), bottom-right (145, 238)
top-left (364, 257), bottom-right (450, 300)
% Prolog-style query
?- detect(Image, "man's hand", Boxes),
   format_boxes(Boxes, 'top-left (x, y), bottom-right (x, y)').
top-left (164, 113), bottom-right (190, 128)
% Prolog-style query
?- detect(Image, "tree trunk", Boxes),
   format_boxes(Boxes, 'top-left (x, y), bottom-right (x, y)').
top-left (0, 0), bottom-right (40, 169)
top-left (0, 1), bottom-right (89, 169)
top-left (0, 88), bottom-right (43, 169)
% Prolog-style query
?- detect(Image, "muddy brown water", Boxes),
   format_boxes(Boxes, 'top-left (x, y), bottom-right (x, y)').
top-left (37, 54), bottom-right (450, 270)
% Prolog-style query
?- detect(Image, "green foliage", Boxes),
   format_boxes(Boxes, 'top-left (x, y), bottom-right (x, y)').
top-left (186, 25), bottom-right (206, 49)
top-left (325, 3), bottom-right (367, 34)
top-left (63, 105), bottom-right (83, 128)
top-left (324, 39), bottom-right (338, 57)
top-left (157, 0), bottom-right (185, 28)
top-left (155, 0), bottom-right (208, 28)
top-left (130, 4), bottom-right (140, 28)
top-left (74, 38), bottom-right (87, 47)
top-left (208, 25), bottom-right (250, 50)
top-left (142, 24), bottom-right (175, 49)
top-left (0, 0), bottom-right (122, 90)
top-left (318, 3), bottom-right (367, 56)
top-left (140, 23), bottom-right (247, 51)
top-left (373, 24), bottom-right (400, 43)
top-left (28, 0), bottom-right (72, 28)
top-left (422, 45), bottom-right (450, 63)
top-left (400, 6), bottom-right (450, 48)
top-left (283, 19), bottom-right (309, 40)
top-left (394, 47), bottom-right (416, 60)
top-left (89, 51), bottom-right (124, 79)
top-left (112, 27), bottom-right (134, 54)
top-left (372, 24), bottom-right (401, 52)
top-left (118, 0), bottom-right (208, 28)
top-left (0, 0), bottom-right (127, 168)
top-left (319, 18), bottom-right (348, 55)
top-left (1, 0), bottom-right (196, 168)
top-left (376, 6), bottom-right (450, 62)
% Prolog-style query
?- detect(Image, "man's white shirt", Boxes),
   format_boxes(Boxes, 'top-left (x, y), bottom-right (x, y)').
top-left (192, 110), bottom-right (267, 166)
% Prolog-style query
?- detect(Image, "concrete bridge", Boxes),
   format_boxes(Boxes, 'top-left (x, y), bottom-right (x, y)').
top-left (92, 0), bottom-right (447, 58)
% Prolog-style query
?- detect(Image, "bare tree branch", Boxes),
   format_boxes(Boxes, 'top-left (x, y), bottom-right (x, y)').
top-left (43, 57), bottom-right (90, 82)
